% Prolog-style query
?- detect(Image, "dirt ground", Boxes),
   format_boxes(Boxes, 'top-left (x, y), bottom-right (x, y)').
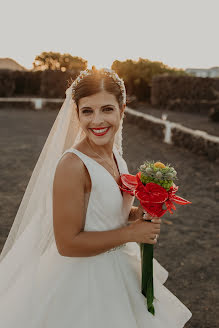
top-left (0, 107), bottom-right (218, 328)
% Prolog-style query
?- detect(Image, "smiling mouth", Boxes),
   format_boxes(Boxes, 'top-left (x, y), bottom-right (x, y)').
top-left (89, 127), bottom-right (111, 136)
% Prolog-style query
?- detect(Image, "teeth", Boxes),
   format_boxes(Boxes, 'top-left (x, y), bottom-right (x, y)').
top-left (91, 128), bottom-right (108, 133)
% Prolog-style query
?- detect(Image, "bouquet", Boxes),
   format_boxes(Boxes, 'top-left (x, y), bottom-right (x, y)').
top-left (119, 160), bottom-right (192, 315)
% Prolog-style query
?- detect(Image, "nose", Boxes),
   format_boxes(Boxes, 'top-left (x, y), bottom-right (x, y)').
top-left (92, 111), bottom-right (104, 125)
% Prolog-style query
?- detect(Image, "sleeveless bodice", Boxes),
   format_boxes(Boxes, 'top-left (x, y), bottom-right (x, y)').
top-left (59, 144), bottom-right (135, 232)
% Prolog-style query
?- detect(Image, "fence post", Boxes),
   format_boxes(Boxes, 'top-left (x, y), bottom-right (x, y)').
top-left (34, 98), bottom-right (43, 110)
top-left (164, 121), bottom-right (172, 144)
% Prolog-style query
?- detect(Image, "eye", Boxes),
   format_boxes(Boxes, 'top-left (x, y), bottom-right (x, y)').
top-left (104, 107), bottom-right (113, 111)
top-left (82, 109), bottom-right (92, 114)
top-left (82, 107), bottom-right (113, 114)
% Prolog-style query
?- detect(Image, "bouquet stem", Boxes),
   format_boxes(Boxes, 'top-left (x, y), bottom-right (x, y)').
top-left (140, 243), bottom-right (155, 315)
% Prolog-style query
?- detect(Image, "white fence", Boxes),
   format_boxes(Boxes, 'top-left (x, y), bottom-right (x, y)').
top-left (125, 107), bottom-right (219, 161)
top-left (125, 107), bottom-right (219, 145)
top-left (0, 97), bottom-right (64, 110)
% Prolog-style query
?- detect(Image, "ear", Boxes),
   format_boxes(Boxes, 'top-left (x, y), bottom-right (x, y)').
top-left (120, 104), bottom-right (126, 118)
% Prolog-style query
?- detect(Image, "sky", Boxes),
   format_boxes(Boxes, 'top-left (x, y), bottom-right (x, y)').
top-left (1, 0), bottom-right (218, 70)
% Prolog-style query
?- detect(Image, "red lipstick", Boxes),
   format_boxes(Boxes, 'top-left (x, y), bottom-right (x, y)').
top-left (89, 127), bottom-right (110, 136)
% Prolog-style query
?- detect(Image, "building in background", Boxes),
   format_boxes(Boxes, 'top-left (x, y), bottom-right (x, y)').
top-left (185, 66), bottom-right (219, 78)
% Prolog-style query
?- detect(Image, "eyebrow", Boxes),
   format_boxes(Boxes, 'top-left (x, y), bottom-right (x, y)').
top-left (80, 104), bottom-right (116, 111)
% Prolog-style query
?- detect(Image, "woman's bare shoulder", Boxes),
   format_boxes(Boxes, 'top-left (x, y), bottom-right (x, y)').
top-left (53, 152), bottom-right (85, 188)
top-left (58, 151), bottom-right (84, 169)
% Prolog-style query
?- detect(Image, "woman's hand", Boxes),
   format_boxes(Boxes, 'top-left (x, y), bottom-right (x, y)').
top-left (126, 204), bottom-right (162, 244)
top-left (135, 203), bottom-right (159, 221)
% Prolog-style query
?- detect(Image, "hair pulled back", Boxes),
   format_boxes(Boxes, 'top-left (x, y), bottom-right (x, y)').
top-left (68, 67), bottom-right (125, 114)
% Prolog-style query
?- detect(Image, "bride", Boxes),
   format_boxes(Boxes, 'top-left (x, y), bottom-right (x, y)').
top-left (0, 67), bottom-right (192, 327)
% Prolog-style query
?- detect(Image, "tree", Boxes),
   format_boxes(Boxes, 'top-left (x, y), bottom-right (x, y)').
top-left (32, 52), bottom-right (87, 72)
top-left (111, 58), bottom-right (188, 101)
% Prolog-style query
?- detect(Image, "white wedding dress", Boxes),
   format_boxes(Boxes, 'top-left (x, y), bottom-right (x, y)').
top-left (0, 145), bottom-right (192, 328)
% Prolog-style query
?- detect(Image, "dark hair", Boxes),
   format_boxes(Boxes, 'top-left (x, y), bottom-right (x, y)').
top-left (68, 68), bottom-right (125, 115)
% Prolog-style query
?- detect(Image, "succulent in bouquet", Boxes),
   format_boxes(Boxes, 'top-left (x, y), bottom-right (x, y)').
top-left (119, 160), bottom-right (192, 315)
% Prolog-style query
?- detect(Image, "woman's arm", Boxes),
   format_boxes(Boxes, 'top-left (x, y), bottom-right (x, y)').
top-left (52, 153), bottom-right (132, 258)
top-left (62, 226), bottom-right (131, 257)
